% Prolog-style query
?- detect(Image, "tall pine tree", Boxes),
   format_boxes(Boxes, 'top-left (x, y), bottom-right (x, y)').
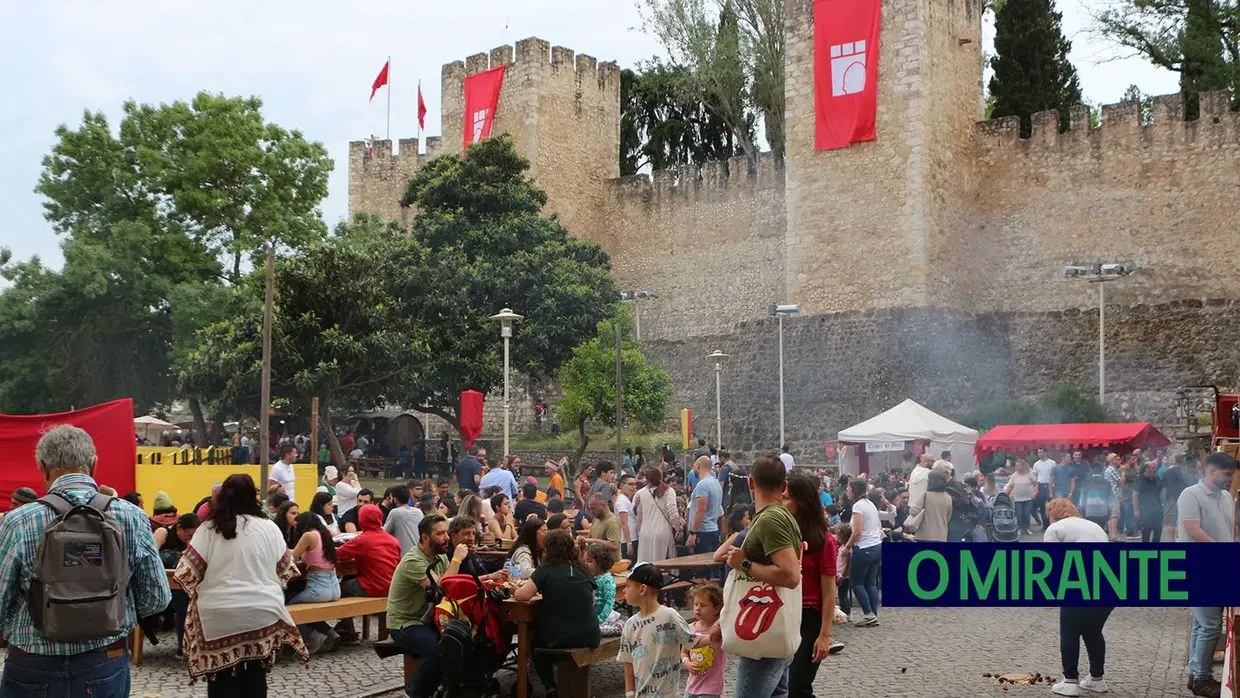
top-left (1181, 0), bottom-right (1231, 119)
top-left (988, 0), bottom-right (1083, 137)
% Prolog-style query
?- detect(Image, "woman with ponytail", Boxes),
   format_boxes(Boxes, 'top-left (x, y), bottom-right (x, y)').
top-left (635, 467), bottom-right (683, 562)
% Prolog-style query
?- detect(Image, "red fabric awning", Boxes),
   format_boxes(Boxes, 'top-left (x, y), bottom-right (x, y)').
top-left (975, 422), bottom-right (1170, 456)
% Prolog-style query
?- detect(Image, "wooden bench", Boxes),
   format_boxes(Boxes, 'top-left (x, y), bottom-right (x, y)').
top-left (130, 596), bottom-right (389, 666)
top-left (375, 637), bottom-right (421, 685)
top-left (534, 636), bottom-right (622, 696)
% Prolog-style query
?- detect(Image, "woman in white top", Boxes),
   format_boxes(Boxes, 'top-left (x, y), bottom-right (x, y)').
top-left (634, 468), bottom-right (684, 562)
top-left (842, 478), bottom-right (884, 627)
top-left (174, 474), bottom-right (307, 696)
top-left (1043, 497), bottom-right (1112, 697)
top-left (1003, 458), bottom-right (1039, 535)
top-left (333, 466), bottom-right (361, 516)
top-left (508, 517), bottom-right (548, 578)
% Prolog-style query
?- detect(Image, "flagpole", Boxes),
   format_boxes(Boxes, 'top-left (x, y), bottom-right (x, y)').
top-left (386, 55), bottom-right (391, 141)
top-left (417, 79), bottom-right (422, 148)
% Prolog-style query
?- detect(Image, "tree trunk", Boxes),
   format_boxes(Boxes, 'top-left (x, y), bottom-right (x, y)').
top-left (319, 400), bottom-right (347, 472)
top-left (208, 415), bottom-right (227, 446)
top-left (189, 398), bottom-right (210, 447)
top-left (571, 416), bottom-right (590, 481)
top-left (232, 249), bottom-right (243, 282)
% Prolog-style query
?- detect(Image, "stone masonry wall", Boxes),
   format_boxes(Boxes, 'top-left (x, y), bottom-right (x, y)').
top-left (958, 92), bottom-right (1240, 313)
top-left (646, 301), bottom-right (1240, 463)
top-left (602, 156), bottom-right (787, 341)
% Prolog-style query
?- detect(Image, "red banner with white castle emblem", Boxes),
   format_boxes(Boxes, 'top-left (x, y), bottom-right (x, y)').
top-left (814, 0), bottom-right (881, 150)
top-left (462, 65), bottom-right (506, 149)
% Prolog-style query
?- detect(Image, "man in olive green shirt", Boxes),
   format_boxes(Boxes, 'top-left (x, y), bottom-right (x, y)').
top-left (387, 514), bottom-right (461, 697)
top-left (583, 493), bottom-right (621, 551)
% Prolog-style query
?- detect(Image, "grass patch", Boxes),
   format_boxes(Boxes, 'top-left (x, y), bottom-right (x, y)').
top-left (508, 427), bottom-right (683, 453)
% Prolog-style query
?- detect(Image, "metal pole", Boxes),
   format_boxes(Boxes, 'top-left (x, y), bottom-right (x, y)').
top-left (310, 397), bottom-right (319, 467)
top-left (503, 334), bottom-right (511, 457)
top-left (259, 245), bottom-right (274, 491)
top-left (634, 302), bottom-right (642, 341)
top-left (386, 55), bottom-right (391, 141)
top-left (715, 361), bottom-right (722, 448)
top-left (615, 320), bottom-right (623, 465)
top-left (778, 314), bottom-right (786, 448)
top-left (1098, 282), bottom-right (1106, 407)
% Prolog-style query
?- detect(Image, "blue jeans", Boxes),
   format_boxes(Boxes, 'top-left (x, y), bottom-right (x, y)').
top-left (1, 646), bottom-right (130, 697)
top-left (735, 656), bottom-right (791, 698)
top-left (1189, 606), bottom-right (1224, 681)
top-left (391, 624), bottom-right (442, 697)
top-left (1014, 500), bottom-right (1032, 532)
top-left (693, 530), bottom-right (722, 580)
top-left (289, 570), bottom-right (341, 638)
top-left (849, 543), bottom-right (881, 615)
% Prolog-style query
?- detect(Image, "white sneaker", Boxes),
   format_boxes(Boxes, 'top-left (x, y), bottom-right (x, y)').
top-left (1079, 676), bottom-right (1109, 693)
top-left (1051, 679), bottom-right (1083, 696)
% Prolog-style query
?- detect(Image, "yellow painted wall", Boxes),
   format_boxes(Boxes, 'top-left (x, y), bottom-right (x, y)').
top-left (137, 446), bottom-right (234, 465)
top-left (134, 464), bottom-right (318, 514)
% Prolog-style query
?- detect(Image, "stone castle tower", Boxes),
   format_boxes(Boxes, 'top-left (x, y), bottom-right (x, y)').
top-left (351, 0), bottom-right (1240, 457)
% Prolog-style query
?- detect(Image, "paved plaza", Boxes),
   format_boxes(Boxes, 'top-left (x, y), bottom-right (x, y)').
top-left (105, 603), bottom-right (1204, 698)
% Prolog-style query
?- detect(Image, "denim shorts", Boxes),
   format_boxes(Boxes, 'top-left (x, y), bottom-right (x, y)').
top-left (289, 570), bottom-right (341, 605)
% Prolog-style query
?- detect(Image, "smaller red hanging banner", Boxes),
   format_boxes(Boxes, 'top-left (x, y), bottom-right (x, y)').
top-left (462, 65), bottom-right (506, 149)
top-left (459, 390), bottom-right (485, 448)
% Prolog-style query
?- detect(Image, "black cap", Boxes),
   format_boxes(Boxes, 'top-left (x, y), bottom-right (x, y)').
top-left (11, 487), bottom-right (38, 505)
top-left (627, 562), bottom-right (666, 589)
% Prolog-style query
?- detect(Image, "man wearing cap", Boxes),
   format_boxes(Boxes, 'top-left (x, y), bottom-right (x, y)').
top-left (1180, 452), bottom-right (1238, 698)
top-left (480, 457), bottom-right (519, 501)
top-left (319, 465), bottom-right (339, 497)
top-left (0, 488), bottom-right (38, 525)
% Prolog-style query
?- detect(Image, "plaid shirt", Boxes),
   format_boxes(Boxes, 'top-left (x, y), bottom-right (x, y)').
top-left (0, 473), bottom-right (171, 654)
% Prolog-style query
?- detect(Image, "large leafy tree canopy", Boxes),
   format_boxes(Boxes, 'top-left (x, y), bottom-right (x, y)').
top-left (1095, 0), bottom-right (1239, 119)
top-left (557, 310), bottom-right (673, 473)
top-left (396, 137), bottom-right (618, 428)
top-left (0, 93), bottom-right (331, 423)
top-left (989, 0), bottom-right (1083, 137)
top-left (180, 215), bottom-right (424, 461)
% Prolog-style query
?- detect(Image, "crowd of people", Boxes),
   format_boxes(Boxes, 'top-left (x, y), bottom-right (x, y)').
top-left (2, 423), bottom-right (1238, 698)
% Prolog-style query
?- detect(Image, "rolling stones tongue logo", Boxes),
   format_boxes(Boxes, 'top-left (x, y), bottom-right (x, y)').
top-left (734, 583), bottom-right (783, 640)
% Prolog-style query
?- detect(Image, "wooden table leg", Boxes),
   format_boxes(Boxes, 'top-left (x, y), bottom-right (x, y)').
top-left (516, 620), bottom-right (530, 698)
top-left (379, 613), bottom-right (388, 641)
top-left (362, 614), bottom-right (372, 640)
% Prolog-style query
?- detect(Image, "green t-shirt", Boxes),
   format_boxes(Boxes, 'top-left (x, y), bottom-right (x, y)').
top-left (386, 546), bottom-right (448, 631)
top-left (318, 446), bottom-right (330, 463)
top-left (741, 503), bottom-right (801, 566)
top-left (530, 562), bottom-right (601, 649)
top-left (590, 514), bottom-right (621, 543)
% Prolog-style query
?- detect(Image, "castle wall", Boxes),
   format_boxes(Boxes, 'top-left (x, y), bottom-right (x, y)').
top-left (959, 91), bottom-right (1240, 313)
top-left (600, 156), bottom-right (787, 341)
top-left (783, 0), bottom-right (983, 314)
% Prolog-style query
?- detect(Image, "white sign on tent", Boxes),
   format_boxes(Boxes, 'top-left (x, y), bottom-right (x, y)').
top-left (865, 441), bottom-right (904, 453)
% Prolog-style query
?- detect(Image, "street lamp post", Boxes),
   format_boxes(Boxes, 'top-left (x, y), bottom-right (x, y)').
top-left (1064, 264), bottom-right (1138, 407)
top-left (770, 304), bottom-right (800, 449)
top-left (707, 350), bottom-right (727, 448)
top-left (619, 290), bottom-right (656, 340)
top-left (490, 308), bottom-right (523, 457)
top-left (616, 291), bottom-right (655, 464)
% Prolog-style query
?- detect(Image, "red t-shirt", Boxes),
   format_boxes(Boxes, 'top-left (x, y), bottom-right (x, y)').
top-left (800, 535), bottom-right (839, 610)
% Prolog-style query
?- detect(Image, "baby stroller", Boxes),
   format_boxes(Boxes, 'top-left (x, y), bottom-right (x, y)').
top-left (431, 571), bottom-right (511, 698)
top-left (988, 492), bottom-right (1020, 542)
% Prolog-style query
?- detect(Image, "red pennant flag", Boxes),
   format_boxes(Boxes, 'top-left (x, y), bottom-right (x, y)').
top-left (814, 0), bottom-right (881, 150)
top-left (370, 60), bottom-right (390, 102)
top-left (462, 65), bottom-right (506, 149)
top-left (417, 83), bottom-right (428, 130)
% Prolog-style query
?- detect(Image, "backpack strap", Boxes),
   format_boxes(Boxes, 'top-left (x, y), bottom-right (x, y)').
top-left (85, 493), bottom-right (115, 514)
top-left (37, 493), bottom-right (74, 517)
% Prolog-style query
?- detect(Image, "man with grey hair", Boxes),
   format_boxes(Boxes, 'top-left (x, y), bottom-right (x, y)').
top-left (907, 452), bottom-right (935, 505)
top-left (0, 424), bottom-right (170, 691)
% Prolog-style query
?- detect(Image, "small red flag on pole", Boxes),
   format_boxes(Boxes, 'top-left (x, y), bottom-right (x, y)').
top-left (417, 81), bottom-right (427, 131)
top-left (370, 60), bottom-right (390, 102)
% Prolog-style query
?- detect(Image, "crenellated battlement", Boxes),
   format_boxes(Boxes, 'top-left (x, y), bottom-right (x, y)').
top-left (975, 89), bottom-right (1240, 156)
top-left (347, 136), bottom-right (444, 169)
top-left (440, 37), bottom-right (620, 93)
top-left (606, 152), bottom-right (785, 208)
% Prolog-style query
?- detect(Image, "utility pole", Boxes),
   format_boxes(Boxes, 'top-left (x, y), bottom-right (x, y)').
top-left (259, 246), bottom-right (275, 491)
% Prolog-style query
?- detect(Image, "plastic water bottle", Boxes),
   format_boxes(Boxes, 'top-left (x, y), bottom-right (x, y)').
top-left (504, 560), bottom-right (516, 580)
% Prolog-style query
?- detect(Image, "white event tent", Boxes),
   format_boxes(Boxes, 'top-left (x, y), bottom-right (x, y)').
top-left (836, 399), bottom-right (979, 477)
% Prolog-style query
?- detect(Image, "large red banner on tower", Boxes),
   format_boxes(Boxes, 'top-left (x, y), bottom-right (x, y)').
top-left (0, 398), bottom-right (136, 508)
top-left (462, 65), bottom-right (506, 149)
top-left (814, 0), bottom-right (881, 150)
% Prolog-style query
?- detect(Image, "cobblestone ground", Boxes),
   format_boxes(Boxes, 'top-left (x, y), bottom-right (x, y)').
top-left (104, 604), bottom-right (1203, 697)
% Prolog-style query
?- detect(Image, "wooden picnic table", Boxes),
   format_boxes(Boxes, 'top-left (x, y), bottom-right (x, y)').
top-left (503, 574), bottom-right (628, 698)
top-left (652, 552), bottom-right (718, 570)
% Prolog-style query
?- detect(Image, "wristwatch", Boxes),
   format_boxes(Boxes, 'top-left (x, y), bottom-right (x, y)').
top-left (741, 559), bottom-right (752, 571)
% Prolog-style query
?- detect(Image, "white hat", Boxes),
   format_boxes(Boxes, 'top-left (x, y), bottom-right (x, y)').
top-left (323, 465), bottom-right (339, 481)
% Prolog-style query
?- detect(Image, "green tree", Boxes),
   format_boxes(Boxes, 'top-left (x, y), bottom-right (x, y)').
top-left (1121, 84), bottom-right (1155, 126)
top-left (13, 92), bottom-right (332, 435)
top-left (179, 215), bottom-right (424, 463)
top-left (639, 0), bottom-right (783, 157)
top-left (396, 137), bottom-right (617, 432)
top-left (989, 0), bottom-right (1084, 137)
top-left (556, 310), bottom-right (674, 473)
top-left (961, 383), bottom-right (1109, 432)
top-left (619, 62), bottom-right (752, 175)
top-left (1094, 0), bottom-right (1240, 118)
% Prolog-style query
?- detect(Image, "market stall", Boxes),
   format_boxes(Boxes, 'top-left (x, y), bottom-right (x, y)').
top-left (837, 399), bottom-right (979, 476)
top-left (973, 422), bottom-right (1170, 458)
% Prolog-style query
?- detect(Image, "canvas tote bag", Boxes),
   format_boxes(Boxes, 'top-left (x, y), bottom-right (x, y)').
top-left (720, 507), bottom-right (802, 659)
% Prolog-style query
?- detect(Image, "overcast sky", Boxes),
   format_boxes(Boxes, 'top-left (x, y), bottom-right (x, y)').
top-left (1, 0), bottom-right (1179, 270)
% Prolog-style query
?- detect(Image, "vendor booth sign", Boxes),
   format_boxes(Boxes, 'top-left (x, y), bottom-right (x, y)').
top-left (865, 441), bottom-right (904, 453)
